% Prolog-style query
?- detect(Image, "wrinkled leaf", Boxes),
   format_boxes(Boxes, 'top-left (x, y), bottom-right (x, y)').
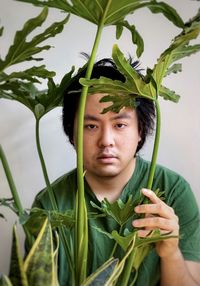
top-left (165, 63), bottom-right (182, 76)
top-left (81, 258), bottom-right (118, 286)
top-left (9, 225), bottom-right (28, 286)
top-left (159, 85), bottom-right (180, 102)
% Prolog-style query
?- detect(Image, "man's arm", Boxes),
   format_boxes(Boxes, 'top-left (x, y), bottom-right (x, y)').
top-left (133, 188), bottom-right (200, 286)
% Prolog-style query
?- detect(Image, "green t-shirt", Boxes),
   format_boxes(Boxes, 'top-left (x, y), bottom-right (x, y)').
top-left (33, 157), bottom-right (200, 286)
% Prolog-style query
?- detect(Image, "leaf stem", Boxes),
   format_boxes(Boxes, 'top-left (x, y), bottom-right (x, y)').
top-left (0, 144), bottom-right (23, 215)
top-left (75, 1), bottom-right (112, 284)
top-left (147, 99), bottom-right (161, 190)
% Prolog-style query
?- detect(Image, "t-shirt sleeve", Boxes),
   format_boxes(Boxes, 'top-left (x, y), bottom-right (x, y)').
top-left (169, 179), bottom-right (200, 261)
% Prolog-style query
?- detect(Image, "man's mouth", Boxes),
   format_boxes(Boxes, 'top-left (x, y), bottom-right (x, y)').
top-left (97, 154), bottom-right (118, 163)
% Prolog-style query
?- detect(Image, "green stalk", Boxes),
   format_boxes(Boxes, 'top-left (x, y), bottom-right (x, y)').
top-left (119, 99), bottom-right (161, 286)
top-left (0, 144), bottom-right (24, 215)
top-left (147, 99), bottom-right (161, 189)
top-left (35, 119), bottom-right (75, 284)
top-left (0, 144), bottom-right (34, 246)
top-left (75, 1), bottom-right (112, 284)
top-left (35, 119), bottom-right (57, 210)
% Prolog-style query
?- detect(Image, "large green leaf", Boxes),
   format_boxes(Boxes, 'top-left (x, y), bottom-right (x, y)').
top-left (8, 225), bottom-right (28, 286)
top-left (16, 0), bottom-right (184, 56)
top-left (24, 219), bottom-right (58, 286)
top-left (0, 8), bottom-right (69, 71)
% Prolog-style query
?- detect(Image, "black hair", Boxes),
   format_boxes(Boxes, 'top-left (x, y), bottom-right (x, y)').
top-left (62, 57), bottom-right (155, 153)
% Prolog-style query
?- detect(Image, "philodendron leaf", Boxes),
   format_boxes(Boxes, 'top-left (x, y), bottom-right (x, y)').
top-left (152, 10), bottom-right (200, 91)
top-left (24, 219), bottom-right (58, 286)
top-left (81, 258), bottom-right (119, 286)
top-left (0, 8), bottom-right (69, 71)
top-left (9, 225), bottom-right (28, 286)
top-left (0, 275), bottom-right (13, 286)
top-left (91, 195), bottom-right (138, 226)
top-left (115, 20), bottom-right (144, 58)
top-left (0, 66), bottom-right (74, 119)
top-left (22, 207), bottom-right (75, 236)
top-left (16, 0), bottom-right (184, 57)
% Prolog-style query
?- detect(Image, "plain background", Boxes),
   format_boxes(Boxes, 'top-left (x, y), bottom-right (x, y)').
top-left (0, 0), bottom-right (199, 274)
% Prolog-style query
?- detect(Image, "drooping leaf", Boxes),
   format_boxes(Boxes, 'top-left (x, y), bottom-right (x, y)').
top-left (24, 219), bottom-right (58, 286)
top-left (22, 207), bottom-right (75, 236)
top-left (0, 275), bottom-right (13, 286)
top-left (1, 66), bottom-right (56, 84)
top-left (0, 8), bottom-right (69, 71)
top-left (81, 258), bottom-right (119, 286)
top-left (115, 20), bottom-right (144, 57)
top-left (0, 66), bottom-right (74, 119)
top-left (8, 225), bottom-right (28, 286)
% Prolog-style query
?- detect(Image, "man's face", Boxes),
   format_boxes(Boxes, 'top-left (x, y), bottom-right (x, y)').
top-left (74, 93), bottom-right (141, 180)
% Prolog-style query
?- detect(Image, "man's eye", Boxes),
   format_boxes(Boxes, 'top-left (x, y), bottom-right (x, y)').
top-left (85, 124), bottom-right (97, 130)
top-left (116, 123), bottom-right (126, 129)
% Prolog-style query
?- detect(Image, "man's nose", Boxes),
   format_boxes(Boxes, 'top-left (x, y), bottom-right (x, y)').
top-left (98, 127), bottom-right (114, 148)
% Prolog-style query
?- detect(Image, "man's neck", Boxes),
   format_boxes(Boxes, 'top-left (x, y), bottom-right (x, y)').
top-left (85, 158), bottom-right (136, 202)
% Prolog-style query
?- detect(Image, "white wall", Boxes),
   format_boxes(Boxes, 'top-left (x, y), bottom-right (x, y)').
top-left (0, 0), bottom-right (199, 275)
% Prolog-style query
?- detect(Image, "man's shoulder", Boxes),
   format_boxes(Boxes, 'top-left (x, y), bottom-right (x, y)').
top-left (35, 168), bottom-right (77, 203)
top-left (137, 156), bottom-right (190, 188)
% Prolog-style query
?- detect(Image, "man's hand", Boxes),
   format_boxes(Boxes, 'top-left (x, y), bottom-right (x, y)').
top-left (132, 188), bottom-right (179, 258)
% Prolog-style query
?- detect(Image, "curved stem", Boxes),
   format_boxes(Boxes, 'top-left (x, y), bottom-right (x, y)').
top-left (35, 119), bottom-right (57, 210)
top-left (0, 144), bottom-right (23, 215)
top-left (147, 99), bottom-right (161, 190)
top-left (109, 225), bottom-right (123, 258)
top-left (75, 1), bottom-right (112, 284)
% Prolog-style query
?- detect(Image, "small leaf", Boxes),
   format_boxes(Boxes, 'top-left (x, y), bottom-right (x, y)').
top-left (91, 195), bottom-right (139, 226)
top-left (159, 85), bottom-right (180, 103)
top-left (165, 63), bottom-right (182, 76)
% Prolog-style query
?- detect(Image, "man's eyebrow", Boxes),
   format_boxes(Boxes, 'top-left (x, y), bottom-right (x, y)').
top-left (111, 112), bottom-right (133, 120)
top-left (84, 114), bottom-right (100, 121)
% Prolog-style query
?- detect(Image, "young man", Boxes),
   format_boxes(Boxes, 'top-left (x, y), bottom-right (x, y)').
top-left (33, 59), bottom-right (200, 285)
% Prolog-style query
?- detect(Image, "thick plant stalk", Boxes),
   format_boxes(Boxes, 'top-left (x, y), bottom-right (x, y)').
top-left (120, 99), bottom-right (161, 285)
top-left (35, 119), bottom-right (75, 284)
top-left (75, 1), bottom-right (112, 284)
top-left (147, 99), bottom-right (161, 190)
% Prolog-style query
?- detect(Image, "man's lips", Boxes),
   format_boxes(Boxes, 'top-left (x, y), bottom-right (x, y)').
top-left (97, 154), bottom-right (118, 163)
